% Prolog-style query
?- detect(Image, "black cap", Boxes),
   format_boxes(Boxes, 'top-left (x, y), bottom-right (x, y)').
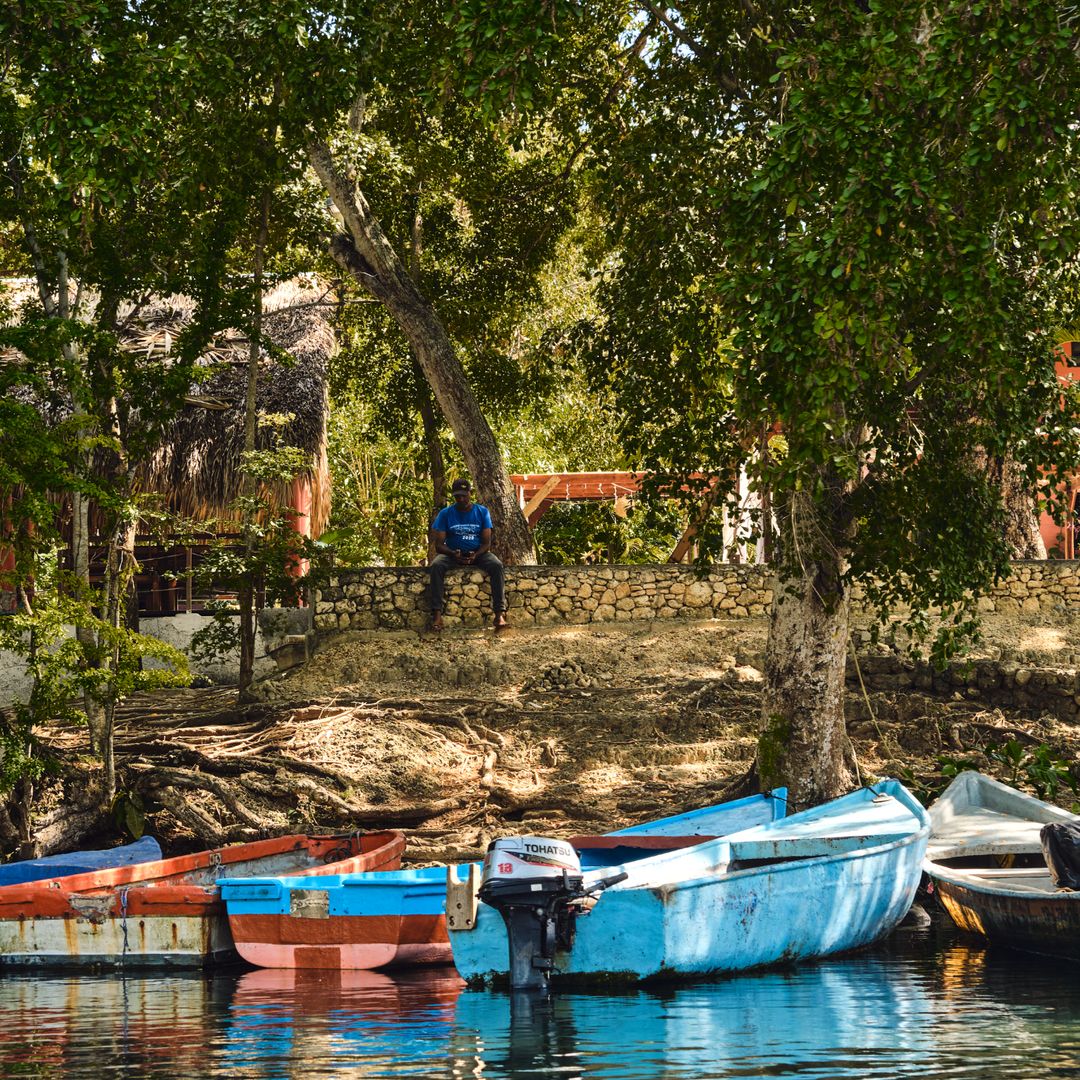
top-left (451, 478), bottom-right (471, 492)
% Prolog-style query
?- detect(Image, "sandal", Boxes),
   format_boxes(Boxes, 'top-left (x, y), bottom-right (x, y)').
top-left (430, 612), bottom-right (444, 633)
top-left (493, 612), bottom-right (509, 631)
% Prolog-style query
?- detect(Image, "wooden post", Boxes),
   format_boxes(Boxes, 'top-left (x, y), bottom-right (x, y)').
top-left (523, 475), bottom-right (562, 526)
top-left (185, 546), bottom-right (193, 613)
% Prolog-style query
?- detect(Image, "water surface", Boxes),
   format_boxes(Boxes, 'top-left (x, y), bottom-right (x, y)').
top-left (3, 928), bottom-right (1078, 1078)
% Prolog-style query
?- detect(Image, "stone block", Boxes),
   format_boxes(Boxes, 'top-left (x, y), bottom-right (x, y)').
top-left (684, 581), bottom-right (713, 607)
top-left (595, 604), bottom-right (616, 620)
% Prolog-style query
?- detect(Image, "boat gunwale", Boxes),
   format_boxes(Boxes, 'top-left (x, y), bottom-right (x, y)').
top-left (542, 782), bottom-right (929, 900)
top-left (0, 831), bottom-right (405, 917)
top-left (923, 857), bottom-right (1080, 901)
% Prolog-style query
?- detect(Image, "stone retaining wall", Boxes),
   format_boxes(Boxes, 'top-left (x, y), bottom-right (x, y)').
top-left (848, 654), bottom-right (1080, 723)
top-left (315, 559), bottom-right (1080, 633)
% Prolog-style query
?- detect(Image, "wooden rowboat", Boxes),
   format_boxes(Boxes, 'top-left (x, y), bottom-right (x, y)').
top-left (0, 831), bottom-right (404, 968)
top-left (449, 780), bottom-right (929, 985)
top-left (219, 790), bottom-right (788, 970)
top-left (924, 770), bottom-right (1080, 959)
top-left (0, 835), bottom-right (162, 887)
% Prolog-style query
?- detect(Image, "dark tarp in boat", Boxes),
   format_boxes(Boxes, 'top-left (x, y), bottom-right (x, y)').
top-left (1041, 822), bottom-right (1080, 891)
top-left (0, 836), bottom-right (162, 887)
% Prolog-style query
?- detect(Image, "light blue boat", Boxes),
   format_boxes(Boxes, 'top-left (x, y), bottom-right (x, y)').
top-left (219, 790), bottom-right (787, 970)
top-left (449, 780), bottom-right (930, 985)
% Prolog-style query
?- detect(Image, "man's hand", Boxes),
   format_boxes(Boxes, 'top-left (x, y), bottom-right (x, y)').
top-left (462, 552), bottom-right (476, 565)
top-left (452, 549), bottom-right (469, 563)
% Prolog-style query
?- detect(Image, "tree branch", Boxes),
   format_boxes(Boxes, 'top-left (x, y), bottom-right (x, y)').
top-left (644, 4), bottom-right (746, 98)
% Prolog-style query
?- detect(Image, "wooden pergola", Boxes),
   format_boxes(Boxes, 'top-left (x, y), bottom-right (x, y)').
top-left (509, 471), bottom-right (749, 563)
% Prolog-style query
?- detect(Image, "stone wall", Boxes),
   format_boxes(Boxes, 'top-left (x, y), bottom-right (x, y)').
top-left (315, 559), bottom-right (1080, 633)
top-left (848, 654), bottom-right (1080, 724)
top-left (315, 565), bottom-right (775, 633)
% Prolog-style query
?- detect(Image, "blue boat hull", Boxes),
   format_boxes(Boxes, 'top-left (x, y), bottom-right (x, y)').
top-left (450, 782), bottom-right (929, 983)
top-left (221, 791), bottom-right (788, 970)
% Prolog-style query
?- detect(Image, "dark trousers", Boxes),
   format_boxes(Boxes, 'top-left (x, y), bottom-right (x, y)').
top-left (428, 553), bottom-right (506, 613)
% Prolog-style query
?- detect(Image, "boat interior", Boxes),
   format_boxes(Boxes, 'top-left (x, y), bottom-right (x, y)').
top-left (29, 834), bottom-right (389, 895)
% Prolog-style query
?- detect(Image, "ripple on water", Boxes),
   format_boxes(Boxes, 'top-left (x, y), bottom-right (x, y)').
top-left (1, 929), bottom-right (1079, 1079)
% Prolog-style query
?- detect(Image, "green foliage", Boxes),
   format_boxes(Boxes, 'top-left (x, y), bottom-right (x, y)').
top-left (937, 741), bottom-right (1080, 804)
top-left (0, 552), bottom-right (189, 794)
top-left (534, 499), bottom-right (681, 565)
top-left (571, 0), bottom-right (1080, 662)
top-left (324, 396), bottom-right (434, 566)
top-left (188, 420), bottom-right (332, 665)
top-left (985, 740), bottom-right (1080, 802)
top-left (188, 601), bottom-right (242, 668)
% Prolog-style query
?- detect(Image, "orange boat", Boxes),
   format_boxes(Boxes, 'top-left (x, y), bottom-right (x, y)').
top-left (0, 831), bottom-right (404, 968)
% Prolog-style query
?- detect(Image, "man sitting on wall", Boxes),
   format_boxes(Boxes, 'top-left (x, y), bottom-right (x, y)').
top-left (428, 478), bottom-right (508, 632)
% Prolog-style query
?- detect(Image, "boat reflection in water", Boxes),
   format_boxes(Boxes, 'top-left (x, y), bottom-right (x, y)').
top-left (0, 969), bottom-right (230, 1079)
top-left (223, 967), bottom-right (465, 1076)
top-left (2, 932), bottom-right (1080, 1078)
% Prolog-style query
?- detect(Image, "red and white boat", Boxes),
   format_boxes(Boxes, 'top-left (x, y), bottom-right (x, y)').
top-left (0, 831), bottom-right (404, 968)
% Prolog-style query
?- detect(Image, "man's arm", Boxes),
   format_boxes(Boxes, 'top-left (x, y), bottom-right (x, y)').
top-left (432, 528), bottom-right (465, 561)
top-left (471, 527), bottom-right (493, 559)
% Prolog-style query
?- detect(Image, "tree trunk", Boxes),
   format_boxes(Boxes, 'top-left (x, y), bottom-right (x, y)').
top-left (238, 188), bottom-right (272, 702)
top-left (100, 513), bottom-right (137, 804)
top-left (416, 363), bottom-right (447, 562)
top-left (71, 483), bottom-right (106, 751)
top-left (756, 496), bottom-right (854, 810)
top-left (993, 453), bottom-right (1046, 559)
top-left (307, 140), bottom-right (535, 565)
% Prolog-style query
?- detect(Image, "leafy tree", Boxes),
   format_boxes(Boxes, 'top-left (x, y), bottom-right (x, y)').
top-left (0, 0), bottom-right (291, 797)
top-left (573, 1), bottom-right (1080, 805)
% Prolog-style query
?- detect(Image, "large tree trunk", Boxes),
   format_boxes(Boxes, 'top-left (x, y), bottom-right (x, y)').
top-left (307, 140), bottom-right (535, 566)
top-left (756, 496), bottom-right (854, 810)
top-left (991, 453), bottom-right (1046, 559)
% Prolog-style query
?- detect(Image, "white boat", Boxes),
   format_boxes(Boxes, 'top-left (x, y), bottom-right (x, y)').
top-left (924, 771), bottom-right (1080, 959)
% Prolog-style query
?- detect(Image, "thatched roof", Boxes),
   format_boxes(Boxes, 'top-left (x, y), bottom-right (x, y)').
top-left (1, 277), bottom-right (335, 537)
top-left (132, 279), bottom-right (334, 536)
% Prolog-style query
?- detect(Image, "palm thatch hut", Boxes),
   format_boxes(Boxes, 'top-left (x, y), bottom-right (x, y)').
top-left (1, 276), bottom-right (335, 613)
top-left (129, 278), bottom-right (333, 538)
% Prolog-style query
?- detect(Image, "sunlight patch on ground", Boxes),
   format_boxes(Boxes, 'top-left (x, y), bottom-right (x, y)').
top-left (1016, 627), bottom-right (1068, 653)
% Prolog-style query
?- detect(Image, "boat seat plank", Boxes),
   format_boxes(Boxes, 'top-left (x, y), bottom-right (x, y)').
top-left (940, 866), bottom-right (1063, 893)
top-left (926, 809), bottom-right (1048, 858)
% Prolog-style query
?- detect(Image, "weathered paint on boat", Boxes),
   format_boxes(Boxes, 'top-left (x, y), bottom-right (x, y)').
top-left (0, 831), bottom-right (404, 967)
top-left (449, 781), bottom-right (929, 984)
top-left (933, 875), bottom-right (1080, 960)
top-left (220, 790), bottom-right (788, 970)
top-left (924, 771), bottom-right (1080, 959)
top-left (0, 836), bottom-right (162, 887)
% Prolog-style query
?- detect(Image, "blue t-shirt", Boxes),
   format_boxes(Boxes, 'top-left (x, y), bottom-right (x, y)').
top-left (432, 503), bottom-right (493, 553)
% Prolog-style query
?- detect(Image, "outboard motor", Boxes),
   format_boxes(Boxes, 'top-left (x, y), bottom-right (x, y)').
top-left (478, 836), bottom-right (627, 991)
